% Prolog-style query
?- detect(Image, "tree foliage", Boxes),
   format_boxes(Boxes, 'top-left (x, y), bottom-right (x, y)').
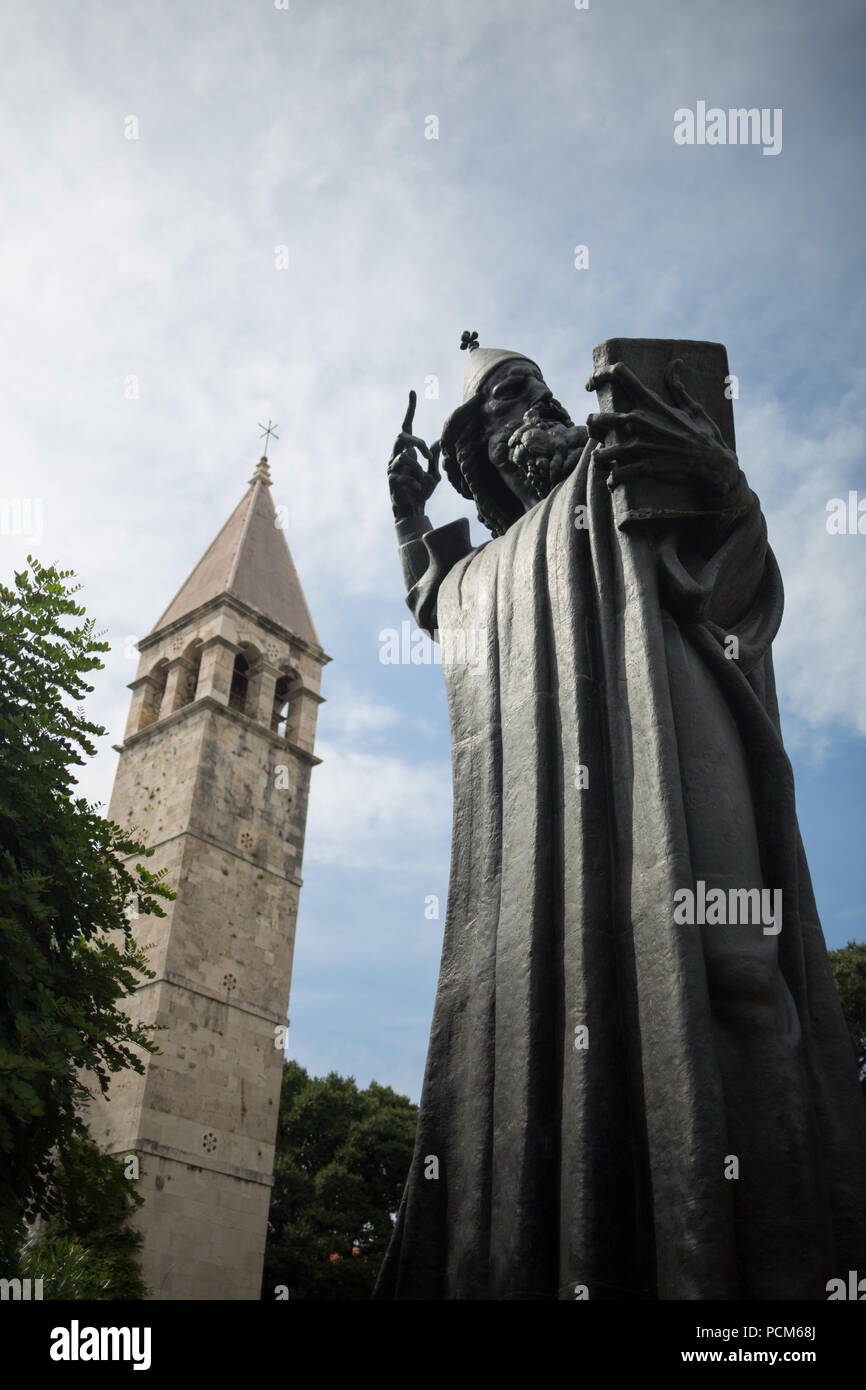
top-left (16, 1136), bottom-right (147, 1298)
top-left (0, 559), bottom-right (173, 1265)
top-left (828, 939), bottom-right (866, 1100)
top-left (262, 1060), bottom-right (417, 1299)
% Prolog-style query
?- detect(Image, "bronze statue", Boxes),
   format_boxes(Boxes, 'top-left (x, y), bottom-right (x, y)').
top-left (375, 333), bottom-right (866, 1300)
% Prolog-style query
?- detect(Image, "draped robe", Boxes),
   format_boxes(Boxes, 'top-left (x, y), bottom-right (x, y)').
top-left (375, 442), bottom-right (866, 1300)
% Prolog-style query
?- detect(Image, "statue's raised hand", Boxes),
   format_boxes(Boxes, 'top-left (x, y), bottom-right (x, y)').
top-left (388, 391), bottom-right (441, 521)
top-left (585, 359), bottom-right (743, 500)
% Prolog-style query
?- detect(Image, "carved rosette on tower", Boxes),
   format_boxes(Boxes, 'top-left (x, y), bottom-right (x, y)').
top-left (85, 444), bottom-right (328, 1300)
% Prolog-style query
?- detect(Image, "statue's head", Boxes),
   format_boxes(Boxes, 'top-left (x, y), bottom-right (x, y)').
top-left (439, 331), bottom-right (587, 536)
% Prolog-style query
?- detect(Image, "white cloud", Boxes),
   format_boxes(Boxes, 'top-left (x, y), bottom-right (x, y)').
top-left (737, 392), bottom-right (866, 740)
top-left (306, 743), bottom-right (451, 871)
top-left (316, 686), bottom-right (404, 741)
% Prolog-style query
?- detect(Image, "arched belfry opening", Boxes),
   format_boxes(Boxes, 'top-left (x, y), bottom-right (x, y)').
top-left (138, 658), bottom-right (169, 730)
top-left (229, 652), bottom-right (249, 713)
top-left (178, 639), bottom-right (202, 708)
top-left (271, 675), bottom-right (291, 737)
top-left (271, 668), bottom-right (302, 741)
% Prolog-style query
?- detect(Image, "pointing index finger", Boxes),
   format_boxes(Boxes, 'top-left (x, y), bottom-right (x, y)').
top-left (401, 390), bottom-right (417, 436)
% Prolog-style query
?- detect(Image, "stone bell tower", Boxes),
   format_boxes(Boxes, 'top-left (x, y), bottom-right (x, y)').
top-left (86, 452), bottom-right (328, 1299)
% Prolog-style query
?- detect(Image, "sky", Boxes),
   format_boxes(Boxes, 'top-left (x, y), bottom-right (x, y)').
top-left (1, 0), bottom-right (865, 1104)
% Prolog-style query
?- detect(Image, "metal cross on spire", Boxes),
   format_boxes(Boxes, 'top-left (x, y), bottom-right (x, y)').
top-left (258, 419), bottom-right (280, 457)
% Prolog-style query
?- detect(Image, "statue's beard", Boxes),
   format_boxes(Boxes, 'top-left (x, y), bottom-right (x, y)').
top-left (489, 400), bottom-right (587, 501)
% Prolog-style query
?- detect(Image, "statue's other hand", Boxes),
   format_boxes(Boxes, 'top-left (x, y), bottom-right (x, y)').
top-left (585, 359), bottom-right (743, 500)
top-left (388, 391), bottom-right (441, 520)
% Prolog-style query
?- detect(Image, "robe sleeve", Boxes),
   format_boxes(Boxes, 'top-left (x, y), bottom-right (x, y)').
top-left (649, 479), bottom-right (783, 676)
top-left (397, 517), bottom-right (474, 638)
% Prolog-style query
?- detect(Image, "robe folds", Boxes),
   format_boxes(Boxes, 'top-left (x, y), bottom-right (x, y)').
top-left (374, 443), bottom-right (866, 1300)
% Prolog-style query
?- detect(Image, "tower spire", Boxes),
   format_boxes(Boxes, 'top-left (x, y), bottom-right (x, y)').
top-left (152, 439), bottom-right (319, 646)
